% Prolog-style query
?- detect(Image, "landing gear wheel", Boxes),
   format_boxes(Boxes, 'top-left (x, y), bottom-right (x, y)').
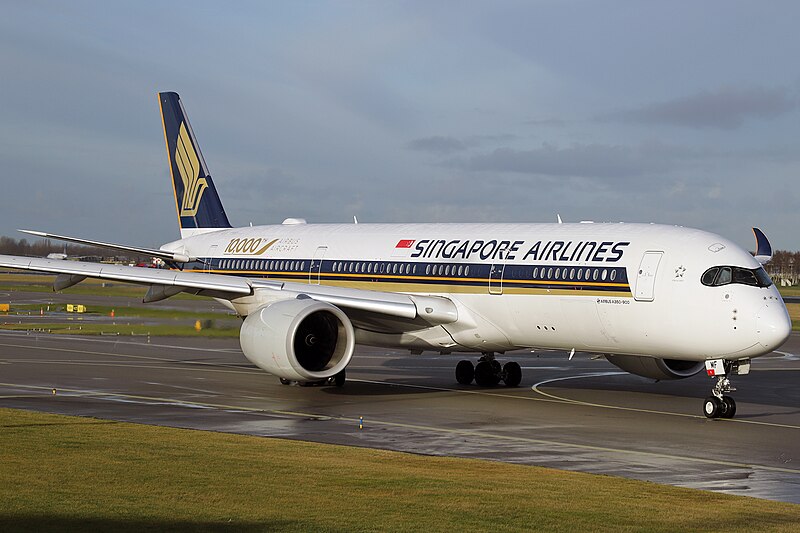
top-left (720, 395), bottom-right (736, 418)
top-left (333, 370), bottom-right (346, 388)
top-left (703, 396), bottom-right (721, 418)
top-left (475, 360), bottom-right (500, 387)
top-left (279, 378), bottom-right (292, 385)
top-left (455, 360), bottom-right (475, 385)
top-left (502, 362), bottom-right (522, 387)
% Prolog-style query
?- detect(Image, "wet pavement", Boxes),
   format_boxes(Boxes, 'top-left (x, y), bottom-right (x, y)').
top-left (1, 328), bottom-right (799, 504)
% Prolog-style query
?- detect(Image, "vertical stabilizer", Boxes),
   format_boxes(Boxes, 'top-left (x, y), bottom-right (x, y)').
top-left (158, 92), bottom-right (231, 238)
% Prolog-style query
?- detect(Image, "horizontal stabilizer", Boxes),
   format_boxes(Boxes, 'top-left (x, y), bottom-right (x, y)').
top-left (18, 230), bottom-right (193, 263)
top-left (752, 227), bottom-right (773, 265)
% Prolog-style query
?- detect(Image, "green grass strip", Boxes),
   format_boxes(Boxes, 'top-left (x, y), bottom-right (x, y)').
top-left (0, 407), bottom-right (798, 532)
top-left (6, 303), bottom-right (234, 320)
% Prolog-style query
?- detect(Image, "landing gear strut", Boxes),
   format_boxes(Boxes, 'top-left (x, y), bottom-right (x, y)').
top-left (455, 353), bottom-right (522, 388)
top-left (703, 359), bottom-right (748, 419)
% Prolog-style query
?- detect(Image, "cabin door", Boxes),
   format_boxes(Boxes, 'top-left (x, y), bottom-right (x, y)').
top-left (634, 251), bottom-right (663, 302)
top-left (309, 246), bottom-right (327, 285)
top-left (205, 245), bottom-right (218, 273)
top-left (488, 251), bottom-right (506, 295)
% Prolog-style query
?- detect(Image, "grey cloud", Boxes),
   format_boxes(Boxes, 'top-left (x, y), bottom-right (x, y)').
top-left (407, 134), bottom-right (518, 154)
top-left (523, 118), bottom-right (566, 127)
top-left (463, 142), bottom-right (686, 180)
top-left (406, 136), bottom-right (468, 154)
top-left (600, 87), bottom-right (798, 129)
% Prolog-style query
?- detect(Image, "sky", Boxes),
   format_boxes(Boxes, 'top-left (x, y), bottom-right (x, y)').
top-left (1, 1), bottom-right (798, 251)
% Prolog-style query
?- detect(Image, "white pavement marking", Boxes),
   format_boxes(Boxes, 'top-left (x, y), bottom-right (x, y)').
top-left (531, 373), bottom-right (800, 430)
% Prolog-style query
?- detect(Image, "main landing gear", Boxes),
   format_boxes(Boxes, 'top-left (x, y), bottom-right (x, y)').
top-left (455, 353), bottom-right (522, 388)
top-left (702, 359), bottom-right (750, 419)
top-left (279, 369), bottom-right (347, 388)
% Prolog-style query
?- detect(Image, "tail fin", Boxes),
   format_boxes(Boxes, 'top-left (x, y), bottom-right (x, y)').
top-left (158, 92), bottom-right (231, 238)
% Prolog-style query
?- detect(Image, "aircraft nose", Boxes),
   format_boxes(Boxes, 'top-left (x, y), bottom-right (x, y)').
top-left (756, 301), bottom-right (792, 351)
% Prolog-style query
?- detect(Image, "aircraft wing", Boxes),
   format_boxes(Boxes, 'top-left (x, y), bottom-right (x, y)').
top-left (0, 255), bottom-right (457, 326)
top-left (0, 254), bottom-right (250, 295)
top-left (18, 230), bottom-right (194, 263)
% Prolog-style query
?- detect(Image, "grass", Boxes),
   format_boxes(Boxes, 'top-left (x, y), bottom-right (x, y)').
top-left (787, 303), bottom-right (800, 331)
top-left (5, 303), bottom-right (234, 320)
top-left (0, 272), bottom-right (204, 299)
top-left (780, 286), bottom-right (800, 298)
top-left (0, 323), bottom-right (239, 337)
top-left (0, 407), bottom-right (798, 532)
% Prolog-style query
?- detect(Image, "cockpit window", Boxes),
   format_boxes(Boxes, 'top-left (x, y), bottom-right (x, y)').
top-left (701, 267), bottom-right (718, 286)
top-left (715, 267), bottom-right (732, 285)
top-left (701, 265), bottom-right (773, 288)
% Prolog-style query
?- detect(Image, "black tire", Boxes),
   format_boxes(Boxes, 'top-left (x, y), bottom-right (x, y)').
top-left (490, 360), bottom-right (501, 373)
top-left (279, 378), bottom-right (292, 385)
top-left (455, 360), bottom-right (474, 385)
top-left (475, 360), bottom-right (500, 387)
top-left (721, 395), bottom-right (736, 418)
top-left (502, 361), bottom-right (522, 387)
top-left (334, 369), bottom-right (346, 388)
top-left (703, 396), bottom-right (721, 418)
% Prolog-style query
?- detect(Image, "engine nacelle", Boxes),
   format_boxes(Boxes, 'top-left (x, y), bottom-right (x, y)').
top-left (240, 298), bottom-right (355, 382)
top-left (606, 355), bottom-right (704, 380)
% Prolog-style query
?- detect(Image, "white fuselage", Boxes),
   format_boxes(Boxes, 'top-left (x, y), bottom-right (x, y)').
top-left (162, 221), bottom-right (791, 362)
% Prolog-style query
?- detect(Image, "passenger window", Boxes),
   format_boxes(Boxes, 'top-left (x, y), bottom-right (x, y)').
top-left (458, 265), bottom-right (463, 276)
top-left (547, 268), bottom-right (553, 279)
top-left (577, 269), bottom-right (583, 280)
top-left (533, 267), bottom-right (538, 279)
top-left (555, 268), bottom-right (561, 279)
top-left (465, 265), bottom-right (470, 276)
top-left (610, 270), bottom-right (617, 281)
top-left (569, 268), bottom-right (575, 279)
top-left (593, 269), bottom-right (599, 281)
top-left (426, 265), bottom-right (431, 275)
top-left (601, 270), bottom-right (607, 281)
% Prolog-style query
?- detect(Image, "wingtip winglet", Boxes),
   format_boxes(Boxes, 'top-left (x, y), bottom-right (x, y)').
top-left (752, 227), bottom-right (773, 264)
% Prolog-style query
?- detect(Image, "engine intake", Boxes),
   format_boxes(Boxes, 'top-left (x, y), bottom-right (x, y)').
top-left (240, 298), bottom-right (355, 381)
top-left (606, 355), bottom-right (703, 380)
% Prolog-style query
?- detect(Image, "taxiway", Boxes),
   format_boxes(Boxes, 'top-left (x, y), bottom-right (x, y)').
top-left (0, 327), bottom-right (799, 504)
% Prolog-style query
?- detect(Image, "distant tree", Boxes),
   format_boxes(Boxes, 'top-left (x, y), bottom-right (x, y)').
top-left (0, 235), bottom-right (149, 263)
top-left (767, 250), bottom-right (799, 282)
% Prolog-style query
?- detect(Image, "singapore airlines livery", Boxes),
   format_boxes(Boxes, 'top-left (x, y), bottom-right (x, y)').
top-left (0, 92), bottom-right (791, 419)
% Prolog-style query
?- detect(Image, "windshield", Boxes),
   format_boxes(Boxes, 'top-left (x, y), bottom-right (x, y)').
top-left (701, 265), bottom-right (773, 288)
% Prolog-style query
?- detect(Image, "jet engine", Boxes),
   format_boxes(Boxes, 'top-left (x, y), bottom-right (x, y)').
top-left (240, 297), bottom-right (355, 382)
top-left (605, 355), bottom-right (704, 380)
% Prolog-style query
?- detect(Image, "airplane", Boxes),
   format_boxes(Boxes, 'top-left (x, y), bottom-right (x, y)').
top-left (0, 92), bottom-right (791, 419)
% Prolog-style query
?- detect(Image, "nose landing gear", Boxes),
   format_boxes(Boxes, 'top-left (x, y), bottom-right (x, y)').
top-left (703, 359), bottom-right (749, 419)
top-left (703, 375), bottom-right (736, 419)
